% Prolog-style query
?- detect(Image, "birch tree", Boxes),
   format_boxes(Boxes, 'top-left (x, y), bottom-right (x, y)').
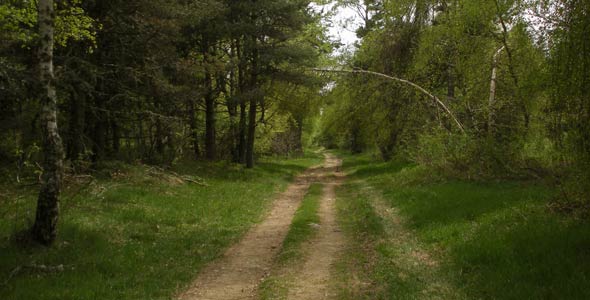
top-left (31, 0), bottom-right (65, 245)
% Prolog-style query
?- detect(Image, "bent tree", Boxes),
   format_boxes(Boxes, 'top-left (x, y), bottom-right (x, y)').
top-left (313, 68), bottom-right (465, 133)
top-left (31, 0), bottom-right (64, 245)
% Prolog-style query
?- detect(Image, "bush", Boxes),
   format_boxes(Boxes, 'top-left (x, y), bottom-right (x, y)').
top-left (409, 128), bottom-right (530, 180)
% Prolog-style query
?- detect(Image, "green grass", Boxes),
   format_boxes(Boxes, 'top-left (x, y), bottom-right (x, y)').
top-left (0, 152), bottom-right (322, 300)
top-left (275, 183), bottom-right (322, 264)
top-left (336, 151), bottom-right (590, 299)
top-left (334, 179), bottom-right (388, 300)
top-left (259, 183), bottom-right (323, 300)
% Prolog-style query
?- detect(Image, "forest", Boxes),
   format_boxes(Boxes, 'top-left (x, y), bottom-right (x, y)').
top-left (1, 0), bottom-right (589, 299)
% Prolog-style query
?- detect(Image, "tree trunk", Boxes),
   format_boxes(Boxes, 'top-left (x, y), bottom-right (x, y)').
top-left (312, 68), bottom-right (465, 133)
top-left (91, 92), bottom-right (107, 162)
top-left (238, 99), bottom-right (247, 164)
top-left (204, 71), bottom-right (216, 160)
top-left (137, 113), bottom-right (146, 158)
top-left (32, 0), bottom-right (65, 245)
top-left (227, 40), bottom-right (240, 162)
top-left (293, 117), bottom-right (304, 155)
top-left (92, 116), bottom-right (107, 161)
top-left (246, 94), bottom-right (257, 168)
top-left (188, 98), bottom-right (200, 160)
top-left (67, 89), bottom-right (85, 161)
top-left (488, 46), bottom-right (504, 133)
top-left (245, 38), bottom-right (258, 169)
top-left (155, 119), bottom-right (165, 156)
top-left (236, 39), bottom-right (247, 164)
top-left (112, 121), bottom-right (120, 154)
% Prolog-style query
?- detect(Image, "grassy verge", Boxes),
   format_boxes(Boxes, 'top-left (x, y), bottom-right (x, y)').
top-left (336, 151), bottom-right (590, 299)
top-left (0, 152), bottom-right (322, 300)
top-left (333, 179), bottom-right (387, 299)
top-left (259, 183), bottom-right (323, 300)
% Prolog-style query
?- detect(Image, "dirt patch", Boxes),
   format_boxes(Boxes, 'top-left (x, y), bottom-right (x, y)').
top-left (177, 161), bottom-right (324, 300)
top-left (285, 153), bottom-right (346, 300)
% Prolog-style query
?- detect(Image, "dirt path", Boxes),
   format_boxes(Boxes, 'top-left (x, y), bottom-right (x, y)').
top-left (285, 153), bottom-right (345, 300)
top-left (178, 160), bottom-right (325, 300)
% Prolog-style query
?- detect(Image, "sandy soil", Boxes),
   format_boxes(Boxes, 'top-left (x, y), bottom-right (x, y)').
top-left (285, 153), bottom-right (346, 300)
top-left (178, 159), bottom-right (326, 300)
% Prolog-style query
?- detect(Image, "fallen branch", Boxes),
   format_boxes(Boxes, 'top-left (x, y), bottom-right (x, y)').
top-left (2, 266), bottom-right (22, 286)
top-left (147, 166), bottom-right (208, 186)
top-left (2, 264), bottom-right (69, 286)
top-left (312, 68), bottom-right (466, 133)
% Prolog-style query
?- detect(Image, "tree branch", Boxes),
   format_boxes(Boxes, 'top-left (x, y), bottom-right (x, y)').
top-left (311, 68), bottom-right (466, 133)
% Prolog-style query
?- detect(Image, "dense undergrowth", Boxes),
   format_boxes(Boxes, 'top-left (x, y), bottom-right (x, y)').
top-left (0, 152), bottom-right (321, 300)
top-left (335, 151), bottom-right (590, 299)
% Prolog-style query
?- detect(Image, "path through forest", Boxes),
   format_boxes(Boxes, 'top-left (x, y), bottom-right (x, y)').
top-left (178, 153), bottom-right (344, 300)
top-left (286, 153), bottom-right (345, 299)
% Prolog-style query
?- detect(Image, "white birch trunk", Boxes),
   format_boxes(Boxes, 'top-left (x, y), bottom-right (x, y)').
top-left (32, 0), bottom-right (65, 245)
top-left (488, 46), bottom-right (505, 133)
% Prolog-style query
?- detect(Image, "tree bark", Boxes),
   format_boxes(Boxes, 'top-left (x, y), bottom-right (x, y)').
top-left (237, 39), bottom-right (247, 164)
top-left (204, 71), bottom-right (216, 160)
top-left (93, 117), bottom-right (107, 161)
top-left (239, 99), bottom-right (247, 164)
top-left (293, 116), bottom-right (304, 155)
top-left (155, 119), bottom-right (165, 155)
top-left (112, 121), bottom-right (120, 154)
top-left (67, 89), bottom-right (85, 161)
top-left (245, 37), bottom-right (258, 168)
top-left (91, 90), bottom-right (108, 162)
top-left (188, 98), bottom-right (200, 160)
top-left (488, 46), bottom-right (504, 133)
top-left (246, 94), bottom-right (257, 168)
top-left (137, 109), bottom-right (146, 158)
top-left (494, 0), bottom-right (530, 129)
top-left (32, 0), bottom-right (65, 245)
top-left (227, 40), bottom-right (240, 162)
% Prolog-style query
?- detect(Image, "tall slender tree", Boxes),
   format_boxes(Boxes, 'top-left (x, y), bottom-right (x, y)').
top-left (31, 0), bottom-right (65, 245)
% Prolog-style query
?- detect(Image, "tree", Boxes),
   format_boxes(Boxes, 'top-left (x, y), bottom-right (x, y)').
top-left (31, 0), bottom-right (65, 245)
top-left (544, 0), bottom-right (590, 203)
top-left (224, 0), bottom-right (320, 168)
top-left (319, 0), bottom-right (550, 177)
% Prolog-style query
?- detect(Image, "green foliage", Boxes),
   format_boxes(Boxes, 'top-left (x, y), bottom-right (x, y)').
top-left (0, 0), bottom-right (97, 48)
top-left (54, 0), bottom-right (98, 49)
top-left (0, 1), bottom-right (37, 45)
top-left (317, 0), bottom-right (588, 202)
top-left (409, 129), bottom-right (480, 178)
top-left (1, 0), bottom-right (329, 173)
top-left (545, 0), bottom-right (590, 206)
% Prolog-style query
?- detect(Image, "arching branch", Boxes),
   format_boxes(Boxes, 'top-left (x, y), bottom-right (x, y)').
top-left (312, 68), bottom-right (466, 133)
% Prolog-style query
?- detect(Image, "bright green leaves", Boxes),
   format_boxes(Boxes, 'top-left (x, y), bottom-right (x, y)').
top-left (0, 0), bottom-right (97, 50)
top-left (54, 0), bottom-right (98, 49)
top-left (0, 1), bottom-right (37, 45)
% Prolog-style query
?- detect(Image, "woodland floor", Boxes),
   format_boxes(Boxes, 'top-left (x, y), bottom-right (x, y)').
top-left (178, 151), bottom-right (590, 300)
top-left (2, 151), bottom-right (590, 299)
top-left (0, 154), bottom-right (323, 300)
